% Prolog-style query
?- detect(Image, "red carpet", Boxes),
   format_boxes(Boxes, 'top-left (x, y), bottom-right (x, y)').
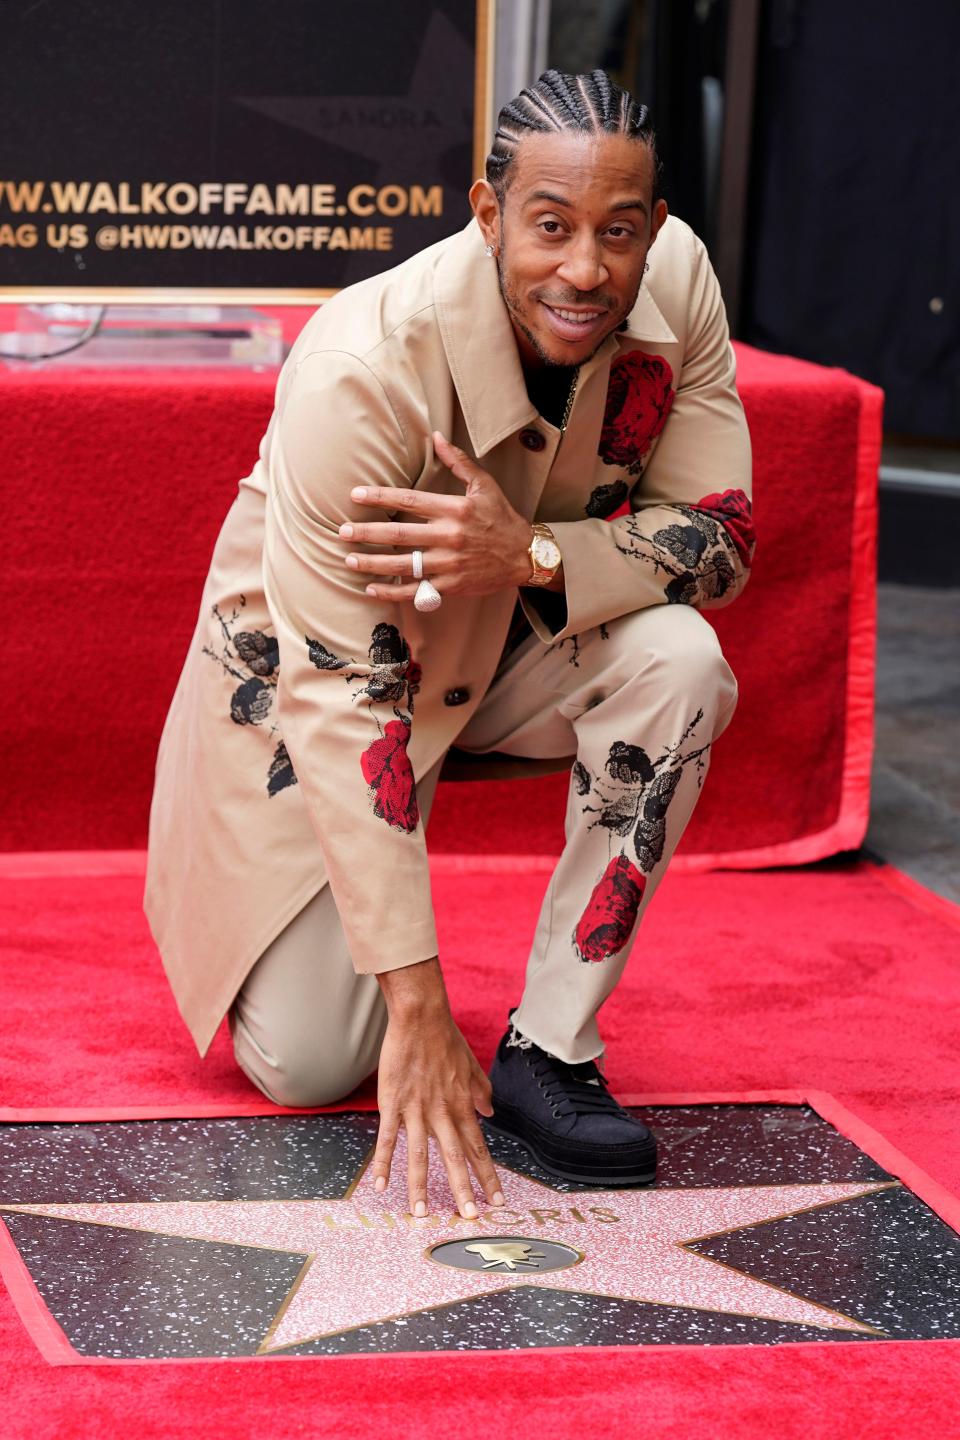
top-left (1, 853), bottom-right (958, 1435)
top-left (0, 343), bottom-right (881, 867)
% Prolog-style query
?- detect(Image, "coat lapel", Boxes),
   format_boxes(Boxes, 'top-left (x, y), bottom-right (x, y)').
top-left (433, 220), bottom-right (537, 458)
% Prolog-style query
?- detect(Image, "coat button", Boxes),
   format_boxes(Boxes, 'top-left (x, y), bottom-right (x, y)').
top-left (444, 687), bottom-right (470, 706)
top-left (519, 427), bottom-right (546, 452)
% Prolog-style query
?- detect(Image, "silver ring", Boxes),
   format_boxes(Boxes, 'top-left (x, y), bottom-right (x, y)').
top-left (411, 549), bottom-right (424, 580)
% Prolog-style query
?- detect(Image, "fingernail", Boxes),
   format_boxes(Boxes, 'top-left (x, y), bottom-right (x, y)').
top-left (345, 554), bottom-right (358, 568)
top-left (365, 585), bottom-right (377, 596)
top-left (414, 1200), bottom-right (427, 1217)
top-left (492, 1191), bottom-right (504, 1206)
top-left (350, 487), bottom-right (367, 500)
top-left (339, 523), bottom-right (354, 538)
top-left (463, 1202), bottom-right (478, 1219)
top-left (374, 1176), bottom-right (385, 1192)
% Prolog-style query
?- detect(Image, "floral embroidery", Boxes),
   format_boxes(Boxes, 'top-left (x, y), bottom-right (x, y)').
top-left (612, 495), bottom-right (751, 606)
top-left (360, 718), bottom-right (418, 831)
top-left (305, 637), bottom-right (350, 671)
top-left (574, 854), bottom-right (646, 964)
top-left (234, 629), bottom-right (279, 676)
top-left (686, 488), bottom-right (756, 569)
top-left (229, 676), bottom-right (273, 727)
top-left (304, 622), bottom-right (421, 833)
top-left (585, 479), bottom-right (629, 519)
top-left (572, 710), bottom-right (711, 962)
top-left (267, 740), bottom-right (298, 797)
top-left (598, 351), bottom-right (675, 477)
top-left (202, 595), bottom-right (296, 798)
top-left (572, 760), bottom-right (592, 796)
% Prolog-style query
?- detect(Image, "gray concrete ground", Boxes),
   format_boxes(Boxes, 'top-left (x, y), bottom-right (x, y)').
top-left (863, 582), bottom-right (960, 903)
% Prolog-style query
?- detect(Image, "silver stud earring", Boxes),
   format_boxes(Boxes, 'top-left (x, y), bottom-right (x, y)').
top-left (484, 243), bottom-right (496, 257)
top-left (643, 261), bottom-right (650, 275)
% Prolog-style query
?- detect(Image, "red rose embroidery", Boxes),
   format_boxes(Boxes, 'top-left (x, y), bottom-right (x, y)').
top-left (360, 719), bottom-right (419, 832)
top-left (599, 351), bottom-right (675, 472)
top-left (574, 853), bottom-right (646, 964)
top-left (689, 488), bottom-right (756, 568)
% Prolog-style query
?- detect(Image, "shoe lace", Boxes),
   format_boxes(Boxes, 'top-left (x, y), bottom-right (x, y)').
top-left (530, 1054), bottom-right (628, 1120)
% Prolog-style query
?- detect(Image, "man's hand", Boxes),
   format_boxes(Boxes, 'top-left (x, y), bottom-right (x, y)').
top-left (372, 957), bottom-right (505, 1219)
top-left (338, 431), bottom-right (532, 603)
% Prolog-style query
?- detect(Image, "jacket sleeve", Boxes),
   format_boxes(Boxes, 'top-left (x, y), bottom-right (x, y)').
top-left (262, 348), bottom-right (438, 975)
top-left (520, 231), bottom-right (756, 643)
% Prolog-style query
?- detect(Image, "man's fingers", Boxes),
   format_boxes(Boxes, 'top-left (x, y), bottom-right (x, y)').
top-left (363, 578), bottom-right (447, 602)
top-left (471, 1068), bottom-right (495, 1118)
top-left (405, 1120), bottom-right (431, 1218)
top-left (371, 1112), bottom-right (400, 1194)
top-left (340, 518), bottom-right (437, 546)
top-left (461, 1116), bottom-right (505, 1207)
top-left (346, 548), bottom-right (461, 577)
top-left (347, 485), bottom-right (465, 518)
top-left (433, 1119), bottom-right (479, 1220)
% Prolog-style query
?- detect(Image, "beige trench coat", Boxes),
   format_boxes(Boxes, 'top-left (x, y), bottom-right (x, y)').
top-left (143, 215), bottom-right (753, 1055)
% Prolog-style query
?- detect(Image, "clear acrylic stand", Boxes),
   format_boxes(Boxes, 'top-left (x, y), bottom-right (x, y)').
top-left (0, 304), bottom-right (285, 369)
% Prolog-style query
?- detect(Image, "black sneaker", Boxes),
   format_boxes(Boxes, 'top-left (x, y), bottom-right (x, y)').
top-left (485, 1016), bottom-right (657, 1186)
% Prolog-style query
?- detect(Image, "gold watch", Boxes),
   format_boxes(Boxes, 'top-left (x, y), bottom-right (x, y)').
top-left (526, 522), bottom-right (562, 586)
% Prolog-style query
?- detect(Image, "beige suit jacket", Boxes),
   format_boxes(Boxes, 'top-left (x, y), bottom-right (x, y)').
top-left (143, 215), bottom-right (753, 1055)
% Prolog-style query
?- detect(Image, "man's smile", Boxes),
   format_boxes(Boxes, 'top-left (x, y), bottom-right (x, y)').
top-left (539, 300), bottom-right (612, 343)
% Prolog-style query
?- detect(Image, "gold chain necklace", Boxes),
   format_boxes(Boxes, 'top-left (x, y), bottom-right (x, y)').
top-left (560, 366), bottom-right (581, 435)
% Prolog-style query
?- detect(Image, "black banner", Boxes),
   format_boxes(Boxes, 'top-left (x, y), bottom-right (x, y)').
top-left (0, 0), bottom-right (491, 301)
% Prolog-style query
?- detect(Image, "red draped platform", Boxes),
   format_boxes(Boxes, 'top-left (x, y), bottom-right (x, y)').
top-left (0, 339), bottom-right (880, 862)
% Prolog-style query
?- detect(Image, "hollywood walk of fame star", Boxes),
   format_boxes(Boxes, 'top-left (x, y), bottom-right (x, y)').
top-left (0, 1133), bottom-right (896, 1353)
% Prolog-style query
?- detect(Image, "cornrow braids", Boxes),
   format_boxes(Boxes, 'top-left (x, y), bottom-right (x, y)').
top-left (486, 68), bottom-right (661, 205)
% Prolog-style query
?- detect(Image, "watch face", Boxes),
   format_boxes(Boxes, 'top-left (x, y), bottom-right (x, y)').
top-left (532, 535), bottom-right (562, 570)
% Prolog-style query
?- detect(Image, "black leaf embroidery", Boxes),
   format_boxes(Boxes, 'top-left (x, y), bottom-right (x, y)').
top-left (635, 814), bottom-right (667, 871)
top-left (702, 551), bottom-right (737, 599)
top-left (595, 793), bottom-right (640, 836)
top-left (369, 623), bottom-right (408, 665)
top-left (580, 710), bottom-right (713, 875)
top-left (203, 598), bottom-right (294, 796)
top-left (651, 522), bottom-right (709, 570)
top-left (306, 636), bottom-right (350, 671)
top-left (665, 572), bottom-right (699, 605)
top-left (267, 741), bottom-right (298, 796)
top-left (234, 630), bottom-right (279, 677)
top-left (612, 503), bottom-right (741, 606)
top-left (605, 741), bottom-right (655, 785)
top-left (230, 676), bottom-right (273, 726)
top-left (573, 760), bottom-right (592, 796)
top-left (585, 480), bottom-right (629, 519)
top-left (643, 767), bottom-right (682, 821)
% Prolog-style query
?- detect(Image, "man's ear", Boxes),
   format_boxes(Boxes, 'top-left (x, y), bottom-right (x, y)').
top-left (648, 197), bottom-right (669, 247)
top-left (469, 178), bottom-right (501, 252)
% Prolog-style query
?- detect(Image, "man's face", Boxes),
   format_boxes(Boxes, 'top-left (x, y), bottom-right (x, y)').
top-left (472, 130), bottom-right (668, 370)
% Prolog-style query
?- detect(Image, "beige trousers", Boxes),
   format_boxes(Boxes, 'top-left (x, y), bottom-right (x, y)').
top-left (229, 602), bottom-right (739, 1106)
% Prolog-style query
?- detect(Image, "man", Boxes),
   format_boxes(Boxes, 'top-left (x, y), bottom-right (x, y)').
top-left (144, 69), bottom-right (754, 1224)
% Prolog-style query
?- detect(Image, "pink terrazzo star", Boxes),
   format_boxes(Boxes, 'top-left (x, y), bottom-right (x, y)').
top-left (3, 1135), bottom-right (895, 1351)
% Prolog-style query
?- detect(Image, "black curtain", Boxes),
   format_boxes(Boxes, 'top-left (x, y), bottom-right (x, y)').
top-left (742, 0), bottom-right (960, 439)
